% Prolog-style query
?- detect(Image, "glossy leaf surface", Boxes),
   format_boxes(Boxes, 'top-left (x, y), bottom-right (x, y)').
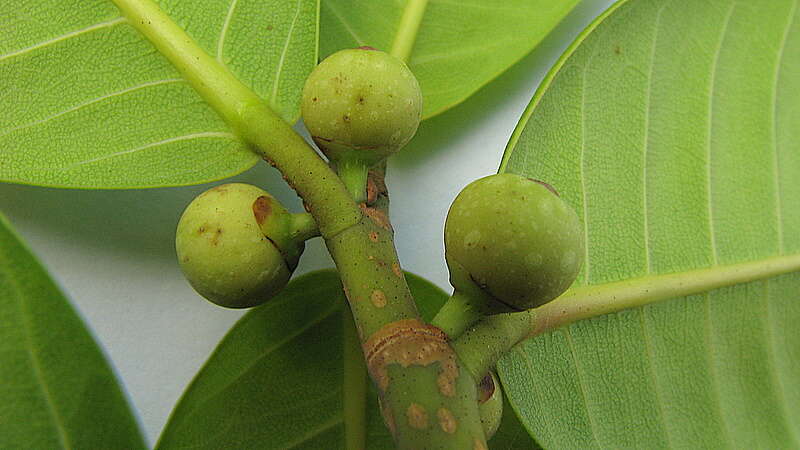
top-left (157, 270), bottom-right (449, 449)
top-left (320, 0), bottom-right (579, 118)
top-left (0, 213), bottom-right (145, 448)
top-left (0, 0), bottom-right (317, 188)
top-left (498, 0), bottom-right (800, 448)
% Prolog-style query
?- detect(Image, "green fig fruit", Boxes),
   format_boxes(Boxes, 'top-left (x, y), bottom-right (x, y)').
top-left (175, 183), bottom-right (303, 308)
top-left (445, 173), bottom-right (584, 312)
top-left (301, 47), bottom-right (423, 165)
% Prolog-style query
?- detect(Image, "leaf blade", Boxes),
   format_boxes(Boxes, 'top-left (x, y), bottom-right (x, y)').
top-left (157, 269), bottom-right (448, 449)
top-left (497, 0), bottom-right (800, 447)
top-left (0, 0), bottom-right (317, 188)
top-left (320, 0), bottom-right (579, 118)
top-left (0, 212), bottom-right (145, 449)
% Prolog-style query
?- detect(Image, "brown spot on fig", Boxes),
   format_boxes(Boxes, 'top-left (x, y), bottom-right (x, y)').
top-left (266, 25), bottom-right (273, 31)
top-left (343, 114), bottom-right (350, 122)
top-left (437, 408), bottom-right (457, 434)
top-left (371, 290), bottom-right (387, 308)
top-left (208, 228), bottom-right (223, 246)
top-left (477, 374), bottom-right (495, 404)
top-left (197, 226), bottom-right (206, 234)
top-left (369, 231), bottom-right (379, 242)
top-left (357, 46), bottom-right (377, 50)
top-left (392, 263), bottom-right (402, 278)
top-left (312, 97), bottom-right (318, 102)
top-left (363, 319), bottom-right (459, 397)
top-left (407, 403), bottom-right (429, 429)
top-left (252, 196), bottom-right (272, 225)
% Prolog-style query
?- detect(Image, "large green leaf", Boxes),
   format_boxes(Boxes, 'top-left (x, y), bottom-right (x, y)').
top-left (320, 0), bottom-right (579, 118)
top-left (497, 0), bottom-right (800, 448)
top-left (0, 0), bottom-right (317, 188)
top-left (156, 270), bottom-right (449, 449)
top-left (0, 212), bottom-right (145, 448)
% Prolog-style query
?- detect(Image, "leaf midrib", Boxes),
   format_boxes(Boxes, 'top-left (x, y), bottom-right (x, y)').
top-left (532, 252), bottom-right (800, 338)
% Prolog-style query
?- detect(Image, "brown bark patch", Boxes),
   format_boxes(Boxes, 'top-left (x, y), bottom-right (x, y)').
top-left (360, 203), bottom-right (392, 231)
top-left (406, 403), bottom-right (429, 430)
top-left (363, 319), bottom-right (459, 397)
top-left (437, 408), bottom-right (457, 434)
top-left (366, 170), bottom-right (387, 204)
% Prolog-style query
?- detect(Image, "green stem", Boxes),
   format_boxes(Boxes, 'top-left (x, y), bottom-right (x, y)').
top-left (431, 291), bottom-right (483, 339)
top-left (111, 0), bottom-right (360, 238)
top-left (289, 213), bottom-right (320, 242)
top-left (343, 307), bottom-right (367, 450)
top-left (335, 154), bottom-right (369, 203)
top-left (390, 0), bottom-right (429, 62)
top-left (113, 1), bottom-right (485, 447)
top-left (455, 252), bottom-right (800, 379)
top-left (452, 311), bottom-right (535, 380)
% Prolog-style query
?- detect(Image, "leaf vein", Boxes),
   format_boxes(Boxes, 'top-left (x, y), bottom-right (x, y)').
top-left (564, 328), bottom-right (602, 448)
top-left (58, 131), bottom-right (236, 169)
top-left (271, 0), bottom-right (304, 109)
top-left (0, 17), bottom-right (126, 62)
top-left (763, 279), bottom-right (800, 445)
top-left (216, 0), bottom-right (240, 63)
top-left (323, 2), bottom-right (366, 46)
top-left (706, 3), bottom-right (736, 265)
top-left (770, 0), bottom-right (797, 254)
top-left (0, 78), bottom-right (185, 138)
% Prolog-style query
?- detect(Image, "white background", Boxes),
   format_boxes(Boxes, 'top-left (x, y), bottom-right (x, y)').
top-left (0, 0), bottom-right (614, 445)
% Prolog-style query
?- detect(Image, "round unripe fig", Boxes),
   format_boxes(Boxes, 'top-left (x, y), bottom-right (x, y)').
top-left (175, 183), bottom-right (303, 308)
top-left (301, 47), bottom-right (423, 164)
top-left (445, 173), bottom-right (584, 312)
top-left (478, 372), bottom-right (503, 440)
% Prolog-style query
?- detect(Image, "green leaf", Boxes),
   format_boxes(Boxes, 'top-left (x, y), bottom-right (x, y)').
top-left (157, 269), bottom-right (448, 449)
top-left (320, 0), bottom-right (579, 118)
top-left (0, 212), bottom-right (145, 448)
top-left (489, 388), bottom-right (541, 450)
top-left (497, 0), bottom-right (800, 448)
top-left (0, 0), bottom-right (317, 188)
